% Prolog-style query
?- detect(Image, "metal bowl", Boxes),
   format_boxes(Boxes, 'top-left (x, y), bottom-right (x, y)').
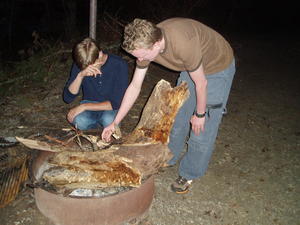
top-left (32, 151), bottom-right (154, 225)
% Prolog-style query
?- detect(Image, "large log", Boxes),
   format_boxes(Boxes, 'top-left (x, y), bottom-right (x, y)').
top-left (43, 143), bottom-right (171, 188)
top-left (17, 80), bottom-right (189, 188)
top-left (124, 79), bottom-right (189, 144)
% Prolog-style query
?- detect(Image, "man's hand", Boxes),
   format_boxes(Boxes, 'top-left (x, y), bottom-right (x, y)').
top-left (101, 123), bottom-right (116, 142)
top-left (79, 63), bottom-right (101, 78)
top-left (67, 105), bottom-right (85, 123)
top-left (190, 115), bottom-right (205, 136)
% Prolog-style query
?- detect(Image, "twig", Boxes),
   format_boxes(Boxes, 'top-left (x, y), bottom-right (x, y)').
top-left (66, 126), bottom-right (84, 150)
top-left (44, 135), bottom-right (68, 146)
top-left (76, 134), bottom-right (83, 149)
top-left (103, 18), bottom-right (122, 36)
top-left (0, 75), bottom-right (30, 86)
top-left (103, 12), bottom-right (125, 27)
top-left (42, 49), bottom-right (72, 59)
top-left (101, 42), bottom-right (121, 50)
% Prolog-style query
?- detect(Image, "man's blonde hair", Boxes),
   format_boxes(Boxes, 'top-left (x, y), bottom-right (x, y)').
top-left (122, 18), bottom-right (162, 52)
top-left (72, 38), bottom-right (100, 70)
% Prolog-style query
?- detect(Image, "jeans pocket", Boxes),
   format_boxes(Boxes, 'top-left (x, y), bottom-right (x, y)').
top-left (206, 76), bottom-right (226, 105)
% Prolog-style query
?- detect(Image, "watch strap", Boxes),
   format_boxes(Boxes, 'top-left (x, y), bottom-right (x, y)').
top-left (194, 111), bottom-right (206, 118)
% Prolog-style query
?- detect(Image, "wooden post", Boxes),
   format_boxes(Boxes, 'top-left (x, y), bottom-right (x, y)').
top-left (89, 0), bottom-right (97, 39)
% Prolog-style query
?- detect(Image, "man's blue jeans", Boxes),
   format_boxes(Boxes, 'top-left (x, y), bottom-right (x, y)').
top-left (72, 100), bottom-right (117, 130)
top-left (168, 60), bottom-right (236, 180)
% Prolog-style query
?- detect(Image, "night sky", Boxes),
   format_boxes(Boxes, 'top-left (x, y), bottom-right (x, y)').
top-left (0, 0), bottom-right (298, 62)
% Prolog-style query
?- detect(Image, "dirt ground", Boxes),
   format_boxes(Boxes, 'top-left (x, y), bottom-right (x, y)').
top-left (0, 33), bottom-right (299, 225)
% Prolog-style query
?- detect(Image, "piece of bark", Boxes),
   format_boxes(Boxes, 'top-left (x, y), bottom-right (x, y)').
top-left (17, 132), bottom-right (103, 152)
top-left (15, 137), bottom-right (67, 152)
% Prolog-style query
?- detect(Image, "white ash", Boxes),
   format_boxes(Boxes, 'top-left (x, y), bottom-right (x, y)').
top-left (69, 186), bottom-right (132, 197)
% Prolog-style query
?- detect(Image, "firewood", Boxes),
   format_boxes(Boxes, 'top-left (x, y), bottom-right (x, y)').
top-left (17, 80), bottom-right (189, 188)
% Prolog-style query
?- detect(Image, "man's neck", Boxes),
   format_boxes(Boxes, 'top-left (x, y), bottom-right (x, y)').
top-left (159, 37), bottom-right (166, 53)
top-left (98, 52), bottom-right (108, 65)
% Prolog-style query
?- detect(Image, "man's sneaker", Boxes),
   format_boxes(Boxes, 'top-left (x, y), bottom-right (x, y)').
top-left (171, 176), bottom-right (192, 194)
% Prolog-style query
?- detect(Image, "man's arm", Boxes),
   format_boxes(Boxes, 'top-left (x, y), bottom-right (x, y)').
top-left (63, 63), bottom-right (101, 103)
top-left (102, 66), bottom-right (148, 141)
top-left (68, 64), bottom-right (101, 94)
top-left (68, 72), bottom-right (84, 95)
top-left (67, 101), bottom-right (112, 123)
top-left (189, 64), bottom-right (208, 135)
top-left (63, 64), bottom-right (81, 103)
top-left (114, 67), bottom-right (147, 124)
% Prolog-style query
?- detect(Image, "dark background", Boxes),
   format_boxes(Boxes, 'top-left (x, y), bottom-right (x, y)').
top-left (0, 0), bottom-right (298, 63)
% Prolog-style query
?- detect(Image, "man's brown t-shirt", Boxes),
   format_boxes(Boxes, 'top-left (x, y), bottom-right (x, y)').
top-left (136, 18), bottom-right (234, 75)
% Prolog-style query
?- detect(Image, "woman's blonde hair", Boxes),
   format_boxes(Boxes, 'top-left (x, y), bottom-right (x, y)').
top-left (122, 18), bottom-right (162, 52)
top-left (72, 38), bottom-right (100, 70)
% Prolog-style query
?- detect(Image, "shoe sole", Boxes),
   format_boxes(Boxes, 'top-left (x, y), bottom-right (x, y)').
top-left (171, 185), bottom-right (190, 194)
top-left (174, 189), bottom-right (189, 194)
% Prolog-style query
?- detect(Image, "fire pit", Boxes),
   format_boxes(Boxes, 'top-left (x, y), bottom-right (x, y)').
top-left (32, 151), bottom-right (155, 225)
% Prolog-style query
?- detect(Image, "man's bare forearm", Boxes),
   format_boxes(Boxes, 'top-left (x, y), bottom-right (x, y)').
top-left (81, 101), bottom-right (113, 111)
top-left (68, 72), bottom-right (84, 94)
top-left (189, 64), bottom-right (207, 113)
top-left (114, 67), bottom-right (147, 125)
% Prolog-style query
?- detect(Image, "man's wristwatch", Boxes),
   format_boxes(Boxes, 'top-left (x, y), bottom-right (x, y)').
top-left (194, 111), bottom-right (206, 118)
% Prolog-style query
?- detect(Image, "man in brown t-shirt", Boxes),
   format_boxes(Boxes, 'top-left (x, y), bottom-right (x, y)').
top-left (102, 18), bottom-right (236, 194)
